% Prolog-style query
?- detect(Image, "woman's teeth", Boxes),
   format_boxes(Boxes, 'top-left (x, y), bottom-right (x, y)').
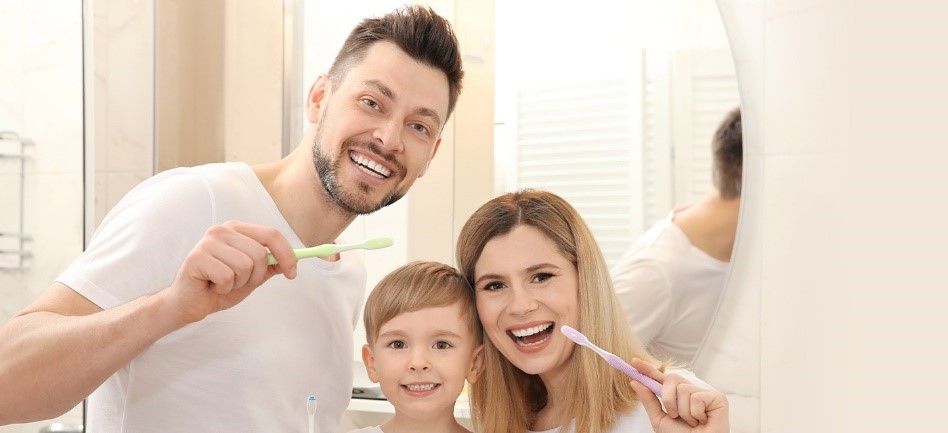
top-left (510, 323), bottom-right (554, 346)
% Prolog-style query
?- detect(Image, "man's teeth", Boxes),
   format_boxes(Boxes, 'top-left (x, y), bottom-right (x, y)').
top-left (406, 383), bottom-right (437, 391)
top-left (351, 153), bottom-right (392, 178)
top-left (511, 323), bottom-right (553, 338)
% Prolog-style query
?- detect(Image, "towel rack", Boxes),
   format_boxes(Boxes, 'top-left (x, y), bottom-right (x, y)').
top-left (1, 131), bottom-right (31, 271)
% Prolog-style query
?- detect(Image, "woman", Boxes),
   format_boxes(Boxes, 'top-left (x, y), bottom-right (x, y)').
top-left (456, 189), bottom-right (729, 433)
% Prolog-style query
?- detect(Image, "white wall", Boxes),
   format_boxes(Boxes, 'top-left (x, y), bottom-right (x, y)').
top-left (714, 0), bottom-right (948, 432)
top-left (0, 1), bottom-right (85, 431)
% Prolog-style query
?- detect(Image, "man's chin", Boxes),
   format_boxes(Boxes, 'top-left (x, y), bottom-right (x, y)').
top-left (331, 190), bottom-right (403, 215)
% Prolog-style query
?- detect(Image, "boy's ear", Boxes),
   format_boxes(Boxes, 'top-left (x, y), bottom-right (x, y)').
top-left (361, 344), bottom-right (381, 383)
top-left (466, 344), bottom-right (486, 384)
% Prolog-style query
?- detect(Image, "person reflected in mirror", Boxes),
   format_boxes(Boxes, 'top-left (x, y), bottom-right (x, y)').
top-left (0, 5), bottom-right (463, 432)
top-left (456, 189), bottom-right (730, 433)
top-left (350, 261), bottom-right (484, 433)
top-left (611, 107), bottom-right (743, 367)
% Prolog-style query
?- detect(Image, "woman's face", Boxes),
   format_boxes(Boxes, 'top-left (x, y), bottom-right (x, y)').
top-left (471, 225), bottom-right (579, 381)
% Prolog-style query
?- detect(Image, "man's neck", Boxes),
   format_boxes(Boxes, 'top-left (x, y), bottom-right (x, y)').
top-left (673, 190), bottom-right (741, 262)
top-left (251, 149), bottom-right (356, 247)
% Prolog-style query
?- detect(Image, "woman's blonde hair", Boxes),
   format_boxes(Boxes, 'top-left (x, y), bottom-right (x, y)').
top-left (363, 261), bottom-right (480, 345)
top-left (456, 189), bottom-right (659, 433)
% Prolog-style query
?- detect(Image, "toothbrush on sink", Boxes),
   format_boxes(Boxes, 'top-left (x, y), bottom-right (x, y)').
top-left (306, 395), bottom-right (317, 433)
top-left (560, 325), bottom-right (663, 396)
top-left (267, 237), bottom-right (394, 265)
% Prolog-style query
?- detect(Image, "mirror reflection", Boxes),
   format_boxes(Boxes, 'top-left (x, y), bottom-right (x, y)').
top-left (1, 0), bottom-right (754, 432)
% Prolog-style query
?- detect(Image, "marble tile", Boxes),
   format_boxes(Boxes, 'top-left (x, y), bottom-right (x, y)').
top-left (22, 172), bottom-right (84, 301)
top-left (104, 171), bottom-right (150, 217)
top-left (104, 0), bottom-right (154, 174)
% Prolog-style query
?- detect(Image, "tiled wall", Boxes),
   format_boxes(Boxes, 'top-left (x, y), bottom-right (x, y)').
top-left (0, 1), bottom-right (86, 432)
top-left (89, 0), bottom-right (155, 228)
top-left (1, 0), bottom-right (154, 430)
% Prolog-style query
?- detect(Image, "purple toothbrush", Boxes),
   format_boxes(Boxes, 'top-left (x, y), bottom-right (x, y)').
top-left (560, 325), bottom-right (663, 396)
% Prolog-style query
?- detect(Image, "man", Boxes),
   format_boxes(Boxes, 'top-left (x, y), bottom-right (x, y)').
top-left (611, 107), bottom-right (742, 367)
top-left (0, 6), bottom-right (463, 432)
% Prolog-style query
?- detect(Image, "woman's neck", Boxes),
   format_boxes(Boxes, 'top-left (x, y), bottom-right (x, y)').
top-left (532, 371), bottom-right (570, 431)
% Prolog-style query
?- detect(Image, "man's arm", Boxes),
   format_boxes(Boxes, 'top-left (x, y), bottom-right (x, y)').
top-left (0, 221), bottom-right (299, 425)
top-left (0, 283), bottom-right (190, 423)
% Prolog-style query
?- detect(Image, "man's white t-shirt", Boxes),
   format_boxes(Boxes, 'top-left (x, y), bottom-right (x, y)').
top-left (57, 162), bottom-right (366, 433)
top-left (611, 212), bottom-right (729, 365)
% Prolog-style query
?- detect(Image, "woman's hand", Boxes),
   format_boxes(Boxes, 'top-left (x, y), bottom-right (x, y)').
top-left (628, 358), bottom-right (730, 433)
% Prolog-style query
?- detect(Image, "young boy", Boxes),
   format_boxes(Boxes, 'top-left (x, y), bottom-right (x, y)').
top-left (349, 261), bottom-right (485, 433)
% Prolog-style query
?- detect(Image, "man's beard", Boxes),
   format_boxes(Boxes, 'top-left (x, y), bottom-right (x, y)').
top-left (311, 115), bottom-right (405, 215)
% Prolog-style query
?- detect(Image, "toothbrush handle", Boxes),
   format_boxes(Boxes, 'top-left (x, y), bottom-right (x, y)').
top-left (266, 245), bottom-right (337, 265)
top-left (606, 355), bottom-right (663, 396)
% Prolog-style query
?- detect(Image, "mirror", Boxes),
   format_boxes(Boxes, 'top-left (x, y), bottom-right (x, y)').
top-left (79, 0), bottom-right (757, 431)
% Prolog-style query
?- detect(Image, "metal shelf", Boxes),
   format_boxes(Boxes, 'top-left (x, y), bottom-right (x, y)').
top-left (1, 131), bottom-right (31, 271)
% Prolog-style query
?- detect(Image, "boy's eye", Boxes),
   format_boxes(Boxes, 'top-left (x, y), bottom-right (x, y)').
top-left (433, 341), bottom-right (453, 350)
top-left (387, 340), bottom-right (406, 349)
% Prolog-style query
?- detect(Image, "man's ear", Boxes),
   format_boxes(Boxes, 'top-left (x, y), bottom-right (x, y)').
top-left (361, 344), bottom-right (380, 383)
top-left (465, 344), bottom-right (486, 384)
top-left (417, 137), bottom-right (442, 178)
top-left (306, 75), bottom-right (330, 123)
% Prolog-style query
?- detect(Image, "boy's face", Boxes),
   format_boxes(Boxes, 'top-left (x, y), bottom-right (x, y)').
top-left (362, 302), bottom-right (483, 422)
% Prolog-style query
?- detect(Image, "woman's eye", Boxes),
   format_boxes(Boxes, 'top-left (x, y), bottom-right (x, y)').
top-left (480, 281), bottom-right (504, 292)
top-left (533, 272), bottom-right (553, 283)
top-left (387, 340), bottom-right (406, 349)
top-left (433, 341), bottom-right (453, 350)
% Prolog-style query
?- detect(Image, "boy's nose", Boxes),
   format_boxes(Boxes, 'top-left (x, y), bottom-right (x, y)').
top-left (410, 352), bottom-right (431, 371)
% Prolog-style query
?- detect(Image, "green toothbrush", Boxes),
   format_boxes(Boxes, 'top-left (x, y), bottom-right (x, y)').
top-left (266, 237), bottom-right (394, 265)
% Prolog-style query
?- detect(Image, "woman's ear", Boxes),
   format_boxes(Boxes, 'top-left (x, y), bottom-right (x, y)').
top-left (305, 75), bottom-right (330, 123)
top-left (361, 344), bottom-right (380, 383)
top-left (466, 344), bottom-right (486, 384)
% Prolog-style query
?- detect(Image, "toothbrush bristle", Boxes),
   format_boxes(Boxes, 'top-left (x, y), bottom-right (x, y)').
top-left (307, 395), bottom-right (317, 414)
top-left (366, 237), bottom-right (394, 249)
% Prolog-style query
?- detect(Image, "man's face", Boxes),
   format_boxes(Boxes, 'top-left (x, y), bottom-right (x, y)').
top-left (311, 41), bottom-right (450, 215)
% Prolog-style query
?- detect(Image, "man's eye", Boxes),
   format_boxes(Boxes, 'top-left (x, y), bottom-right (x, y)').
top-left (362, 98), bottom-right (380, 110)
top-left (410, 123), bottom-right (430, 135)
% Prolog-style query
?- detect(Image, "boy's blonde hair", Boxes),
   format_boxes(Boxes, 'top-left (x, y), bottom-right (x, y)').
top-left (363, 261), bottom-right (481, 345)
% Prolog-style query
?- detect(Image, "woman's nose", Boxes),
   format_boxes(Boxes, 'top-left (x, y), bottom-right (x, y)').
top-left (508, 286), bottom-right (540, 316)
